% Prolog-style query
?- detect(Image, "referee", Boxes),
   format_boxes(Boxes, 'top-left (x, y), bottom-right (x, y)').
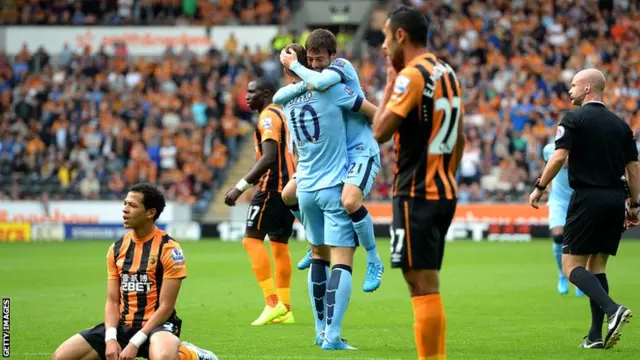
top-left (529, 69), bottom-right (636, 350)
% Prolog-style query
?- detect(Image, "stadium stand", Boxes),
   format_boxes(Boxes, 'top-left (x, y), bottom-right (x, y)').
top-left (0, 0), bottom-right (298, 26)
top-left (1, 0), bottom-right (639, 216)
top-left (361, 0), bottom-right (640, 203)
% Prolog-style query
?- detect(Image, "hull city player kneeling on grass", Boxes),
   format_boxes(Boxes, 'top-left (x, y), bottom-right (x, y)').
top-left (530, 69), bottom-right (636, 350)
top-left (52, 183), bottom-right (217, 360)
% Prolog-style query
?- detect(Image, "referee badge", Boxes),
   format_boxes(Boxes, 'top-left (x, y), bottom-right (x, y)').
top-left (555, 126), bottom-right (565, 140)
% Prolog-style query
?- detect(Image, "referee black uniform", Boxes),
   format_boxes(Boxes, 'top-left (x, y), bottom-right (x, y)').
top-left (556, 101), bottom-right (638, 256)
top-left (553, 100), bottom-right (635, 350)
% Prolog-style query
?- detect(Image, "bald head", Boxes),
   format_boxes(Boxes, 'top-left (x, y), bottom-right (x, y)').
top-left (569, 68), bottom-right (606, 106)
top-left (574, 69), bottom-right (606, 92)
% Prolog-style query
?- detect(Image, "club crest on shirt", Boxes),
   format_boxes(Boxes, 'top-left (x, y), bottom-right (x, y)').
top-left (555, 125), bottom-right (565, 140)
top-left (148, 255), bottom-right (158, 266)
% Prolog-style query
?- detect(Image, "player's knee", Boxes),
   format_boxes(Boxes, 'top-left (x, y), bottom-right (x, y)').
top-left (341, 197), bottom-right (362, 215)
top-left (51, 348), bottom-right (76, 360)
top-left (407, 282), bottom-right (440, 297)
top-left (149, 348), bottom-right (176, 360)
top-left (341, 187), bottom-right (363, 214)
top-left (242, 237), bottom-right (261, 251)
top-left (562, 260), bottom-right (578, 278)
top-left (311, 245), bottom-right (330, 261)
top-left (282, 181), bottom-right (298, 206)
top-left (51, 349), bottom-right (64, 360)
top-left (270, 239), bottom-right (289, 257)
top-left (404, 270), bottom-right (439, 296)
top-left (586, 254), bottom-right (608, 273)
top-left (281, 192), bottom-right (295, 206)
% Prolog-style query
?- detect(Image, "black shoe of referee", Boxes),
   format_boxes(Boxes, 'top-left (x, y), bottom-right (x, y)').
top-left (578, 337), bottom-right (604, 349)
top-left (604, 306), bottom-right (632, 349)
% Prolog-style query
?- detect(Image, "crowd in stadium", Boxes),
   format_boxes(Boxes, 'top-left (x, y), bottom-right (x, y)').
top-left (0, 0), bottom-right (297, 26)
top-left (1, 0), bottom-right (639, 209)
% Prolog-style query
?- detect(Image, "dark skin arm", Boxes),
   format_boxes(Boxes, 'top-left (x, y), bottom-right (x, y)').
top-left (224, 139), bottom-right (277, 206)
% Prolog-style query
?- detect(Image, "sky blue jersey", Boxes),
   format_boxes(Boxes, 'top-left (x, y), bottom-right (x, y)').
top-left (275, 58), bottom-right (379, 158)
top-left (283, 83), bottom-right (364, 192)
top-left (543, 143), bottom-right (573, 206)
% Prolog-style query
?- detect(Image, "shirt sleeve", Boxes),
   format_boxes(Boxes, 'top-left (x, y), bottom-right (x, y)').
top-left (273, 82), bottom-right (307, 105)
top-left (106, 244), bottom-right (119, 280)
top-left (555, 112), bottom-right (577, 151)
top-left (258, 110), bottom-right (283, 143)
top-left (624, 127), bottom-right (639, 164)
top-left (385, 68), bottom-right (423, 118)
top-left (332, 84), bottom-right (364, 112)
top-left (290, 61), bottom-right (342, 91)
top-left (325, 59), bottom-right (357, 84)
top-left (161, 242), bottom-right (187, 279)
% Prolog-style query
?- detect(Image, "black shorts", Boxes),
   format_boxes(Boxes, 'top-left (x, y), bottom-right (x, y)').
top-left (563, 188), bottom-right (625, 256)
top-left (391, 196), bottom-right (457, 270)
top-left (245, 190), bottom-right (294, 241)
top-left (79, 317), bottom-right (181, 360)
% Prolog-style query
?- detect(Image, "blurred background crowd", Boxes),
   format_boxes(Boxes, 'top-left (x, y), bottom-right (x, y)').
top-left (1, 0), bottom-right (639, 218)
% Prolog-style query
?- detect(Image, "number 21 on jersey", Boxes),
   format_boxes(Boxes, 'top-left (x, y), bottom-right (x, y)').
top-left (429, 96), bottom-right (461, 155)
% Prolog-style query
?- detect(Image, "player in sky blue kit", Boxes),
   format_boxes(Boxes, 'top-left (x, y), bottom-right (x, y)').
top-left (544, 141), bottom-right (584, 297)
top-left (280, 44), bottom-right (378, 351)
top-left (276, 29), bottom-right (384, 293)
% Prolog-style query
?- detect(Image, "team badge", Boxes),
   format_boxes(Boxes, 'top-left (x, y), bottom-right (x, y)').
top-left (148, 255), bottom-right (157, 266)
top-left (555, 125), bottom-right (565, 140)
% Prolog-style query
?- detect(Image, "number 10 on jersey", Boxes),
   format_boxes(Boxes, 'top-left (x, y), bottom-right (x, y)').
top-left (289, 104), bottom-right (320, 144)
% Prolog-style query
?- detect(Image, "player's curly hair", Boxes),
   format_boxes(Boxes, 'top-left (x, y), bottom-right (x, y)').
top-left (130, 183), bottom-right (166, 221)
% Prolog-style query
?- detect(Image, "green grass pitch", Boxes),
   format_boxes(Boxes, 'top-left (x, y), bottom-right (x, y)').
top-left (1, 239), bottom-right (639, 359)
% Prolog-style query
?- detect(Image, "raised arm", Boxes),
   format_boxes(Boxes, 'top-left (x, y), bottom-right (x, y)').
top-left (374, 67), bottom-right (421, 143)
top-left (289, 61), bottom-right (342, 91)
top-left (273, 82), bottom-right (307, 105)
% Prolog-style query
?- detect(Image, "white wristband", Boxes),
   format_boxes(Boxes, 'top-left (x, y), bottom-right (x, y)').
top-left (104, 327), bottom-right (117, 343)
top-left (129, 330), bottom-right (148, 348)
top-left (235, 179), bottom-right (252, 192)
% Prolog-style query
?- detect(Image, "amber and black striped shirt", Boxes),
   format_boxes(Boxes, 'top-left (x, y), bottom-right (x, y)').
top-left (386, 53), bottom-right (464, 201)
top-left (107, 228), bottom-right (186, 328)
top-left (253, 104), bottom-right (295, 192)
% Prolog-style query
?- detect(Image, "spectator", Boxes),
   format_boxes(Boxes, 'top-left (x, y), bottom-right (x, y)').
top-left (79, 171), bottom-right (100, 199)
